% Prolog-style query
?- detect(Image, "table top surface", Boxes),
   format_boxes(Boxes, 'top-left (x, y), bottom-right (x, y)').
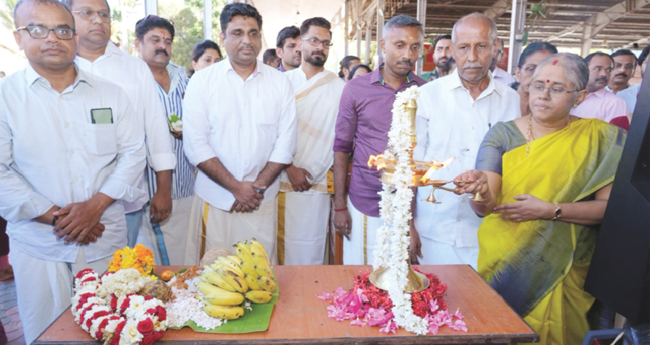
top-left (36, 264), bottom-right (538, 344)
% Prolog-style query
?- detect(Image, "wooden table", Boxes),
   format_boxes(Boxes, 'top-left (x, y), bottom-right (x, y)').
top-left (36, 265), bottom-right (538, 344)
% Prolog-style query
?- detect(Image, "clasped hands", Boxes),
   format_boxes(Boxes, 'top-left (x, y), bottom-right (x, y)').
top-left (453, 169), bottom-right (553, 222)
top-left (231, 182), bottom-right (266, 213)
top-left (50, 199), bottom-right (107, 245)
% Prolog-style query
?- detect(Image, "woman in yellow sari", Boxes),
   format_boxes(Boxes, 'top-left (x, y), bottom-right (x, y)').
top-left (454, 53), bottom-right (626, 345)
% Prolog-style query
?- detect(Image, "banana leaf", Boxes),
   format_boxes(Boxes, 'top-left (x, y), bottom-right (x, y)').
top-left (169, 282), bottom-right (279, 333)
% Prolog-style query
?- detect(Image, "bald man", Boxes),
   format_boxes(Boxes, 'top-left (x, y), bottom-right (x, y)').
top-left (0, 0), bottom-right (145, 341)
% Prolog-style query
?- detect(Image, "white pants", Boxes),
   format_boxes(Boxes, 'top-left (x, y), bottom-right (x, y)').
top-left (277, 192), bottom-right (330, 265)
top-left (137, 196), bottom-right (194, 265)
top-left (343, 198), bottom-right (382, 265)
top-left (185, 195), bottom-right (278, 265)
top-left (419, 236), bottom-right (479, 270)
top-left (11, 243), bottom-right (111, 344)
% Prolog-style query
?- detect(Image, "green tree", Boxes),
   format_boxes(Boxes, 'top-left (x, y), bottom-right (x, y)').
top-left (0, 0), bottom-right (17, 29)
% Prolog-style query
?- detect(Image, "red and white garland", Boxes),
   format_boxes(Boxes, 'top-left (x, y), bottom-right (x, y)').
top-left (72, 268), bottom-right (168, 345)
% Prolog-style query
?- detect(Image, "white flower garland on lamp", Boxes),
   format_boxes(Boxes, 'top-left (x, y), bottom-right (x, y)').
top-left (372, 85), bottom-right (429, 335)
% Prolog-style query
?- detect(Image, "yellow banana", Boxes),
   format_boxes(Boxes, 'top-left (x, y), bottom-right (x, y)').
top-left (195, 281), bottom-right (234, 296)
top-left (234, 242), bottom-right (254, 264)
top-left (216, 257), bottom-right (245, 277)
top-left (250, 251), bottom-right (271, 270)
top-left (217, 267), bottom-right (248, 293)
top-left (202, 305), bottom-right (244, 320)
top-left (240, 261), bottom-right (258, 277)
top-left (196, 292), bottom-right (245, 306)
top-left (226, 255), bottom-right (243, 267)
top-left (244, 274), bottom-right (261, 290)
top-left (249, 238), bottom-right (270, 264)
top-left (245, 290), bottom-right (273, 304)
top-left (255, 265), bottom-right (275, 280)
top-left (257, 276), bottom-right (277, 292)
top-left (200, 271), bottom-right (237, 292)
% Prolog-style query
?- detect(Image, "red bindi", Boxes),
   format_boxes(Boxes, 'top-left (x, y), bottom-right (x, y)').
top-left (546, 80), bottom-right (550, 83)
top-left (552, 59), bottom-right (559, 65)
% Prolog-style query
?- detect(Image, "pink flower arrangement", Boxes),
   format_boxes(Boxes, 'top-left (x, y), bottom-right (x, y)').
top-left (319, 270), bottom-right (467, 335)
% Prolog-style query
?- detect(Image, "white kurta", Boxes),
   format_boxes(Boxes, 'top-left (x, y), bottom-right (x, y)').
top-left (414, 69), bottom-right (520, 268)
top-left (278, 68), bottom-right (344, 265)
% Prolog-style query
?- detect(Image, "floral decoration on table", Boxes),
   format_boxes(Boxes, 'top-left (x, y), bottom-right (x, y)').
top-left (318, 86), bottom-right (467, 335)
top-left (108, 244), bottom-right (156, 279)
top-left (318, 269), bottom-right (467, 335)
top-left (167, 113), bottom-right (182, 135)
top-left (71, 268), bottom-right (168, 345)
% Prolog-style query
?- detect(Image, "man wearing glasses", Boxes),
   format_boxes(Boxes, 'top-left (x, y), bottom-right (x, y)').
top-left (277, 17), bottom-right (345, 265)
top-left (135, 16), bottom-right (196, 265)
top-left (571, 52), bottom-right (629, 122)
top-left (63, 0), bottom-right (176, 247)
top-left (183, 3), bottom-right (296, 265)
top-left (0, 0), bottom-right (145, 341)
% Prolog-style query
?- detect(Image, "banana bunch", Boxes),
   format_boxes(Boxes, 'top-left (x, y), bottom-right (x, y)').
top-left (196, 238), bottom-right (277, 320)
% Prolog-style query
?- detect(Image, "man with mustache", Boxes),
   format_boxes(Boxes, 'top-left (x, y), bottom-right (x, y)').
top-left (0, 0), bottom-right (145, 341)
top-left (616, 45), bottom-right (649, 114)
top-left (489, 39), bottom-right (516, 86)
top-left (276, 25), bottom-right (301, 72)
top-left (412, 13), bottom-right (520, 269)
top-left (571, 52), bottom-right (629, 122)
top-left (183, 3), bottom-right (296, 265)
top-left (607, 49), bottom-right (637, 94)
top-left (134, 16), bottom-right (196, 265)
top-left (64, 0), bottom-right (175, 247)
top-left (333, 15), bottom-right (426, 265)
top-left (278, 17), bottom-right (345, 265)
top-left (420, 34), bottom-right (452, 82)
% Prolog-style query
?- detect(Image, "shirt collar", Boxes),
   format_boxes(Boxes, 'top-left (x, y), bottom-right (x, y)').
top-left (165, 62), bottom-right (186, 92)
top-left (224, 58), bottom-right (261, 79)
top-left (445, 68), bottom-right (499, 97)
top-left (25, 62), bottom-right (91, 89)
top-left (371, 63), bottom-right (414, 86)
top-left (277, 62), bottom-right (286, 72)
top-left (591, 88), bottom-right (608, 98)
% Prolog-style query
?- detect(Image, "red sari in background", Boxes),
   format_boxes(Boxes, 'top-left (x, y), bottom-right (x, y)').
top-left (610, 116), bottom-right (631, 130)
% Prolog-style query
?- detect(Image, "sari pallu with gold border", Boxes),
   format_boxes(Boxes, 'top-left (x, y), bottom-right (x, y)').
top-left (476, 119), bottom-right (626, 344)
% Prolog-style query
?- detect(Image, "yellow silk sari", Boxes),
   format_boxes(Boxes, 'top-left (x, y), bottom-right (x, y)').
top-left (477, 119), bottom-right (626, 345)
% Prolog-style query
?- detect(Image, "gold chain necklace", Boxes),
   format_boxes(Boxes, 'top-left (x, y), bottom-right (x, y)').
top-left (526, 115), bottom-right (571, 157)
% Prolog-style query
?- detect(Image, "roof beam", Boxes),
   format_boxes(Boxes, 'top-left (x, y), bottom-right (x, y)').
top-left (545, 0), bottom-right (650, 42)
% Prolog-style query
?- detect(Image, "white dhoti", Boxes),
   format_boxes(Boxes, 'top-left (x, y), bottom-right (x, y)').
top-left (137, 195), bottom-right (194, 265)
top-left (11, 243), bottom-right (111, 345)
top-left (185, 195), bottom-right (278, 265)
top-left (418, 237), bottom-right (478, 270)
top-left (277, 191), bottom-right (330, 265)
top-left (343, 197), bottom-right (382, 266)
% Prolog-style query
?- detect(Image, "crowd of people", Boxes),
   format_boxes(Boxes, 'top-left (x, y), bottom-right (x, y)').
top-left (0, 0), bottom-right (642, 343)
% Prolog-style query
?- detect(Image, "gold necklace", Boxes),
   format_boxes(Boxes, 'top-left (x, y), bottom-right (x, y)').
top-left (526, 116), bottom-right (571, 157)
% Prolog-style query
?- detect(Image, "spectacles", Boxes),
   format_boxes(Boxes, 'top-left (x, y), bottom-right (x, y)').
top-left (72, 10), bottom-right (111, 23)
top-left (529, 83), bottom-right (579, 98)
top-left (614, 63), bottom-right (635, 70)
top-left (16, 25), bottom-right (75, 40)
top-left (301, 37), bottom-right (333, 48)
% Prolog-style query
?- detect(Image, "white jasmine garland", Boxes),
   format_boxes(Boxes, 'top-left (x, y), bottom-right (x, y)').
top-left (372, 86), bottom-right (429, 335)
top-left (98, 268), bottom-right (152, 298)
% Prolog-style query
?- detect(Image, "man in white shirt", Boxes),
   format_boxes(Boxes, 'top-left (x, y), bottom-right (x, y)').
top-left (135, 16), bottom-right (196, 265)
top-left (63, 0), bottom-right (176, 246)
top-left (489, 39), bottom-right (516, 87)
top-left (0, 0), bottom-right (145, 342)
top-left (279, 17), bottom-right (345, 265)
top-left (618, 45), bottom-right (649, 113)
top-left (413, 13), bottom-right (520, 269)
top-left (183, 3), bottom-right (296, 265)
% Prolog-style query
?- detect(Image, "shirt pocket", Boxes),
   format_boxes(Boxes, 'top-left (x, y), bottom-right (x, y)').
top-left (84, 123), bottom-right (118, 156)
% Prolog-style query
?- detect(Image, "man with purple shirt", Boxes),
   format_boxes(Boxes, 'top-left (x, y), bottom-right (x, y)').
top-left (333, 14), bottom-right (426, 265)
top-left (571, 52), bottom-right (629, 122)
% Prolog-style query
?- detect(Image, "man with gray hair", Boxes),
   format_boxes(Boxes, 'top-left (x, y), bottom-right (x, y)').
top-left (333, 14), bottom-right (426, 265)
top-left (413, 12), bottom-right (520, 268)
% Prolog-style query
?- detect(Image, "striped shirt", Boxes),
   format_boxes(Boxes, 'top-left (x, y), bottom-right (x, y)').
top-left (146, 63), bottom-right (195, 200)
top-left (334, 64), bottom-right (425, 217)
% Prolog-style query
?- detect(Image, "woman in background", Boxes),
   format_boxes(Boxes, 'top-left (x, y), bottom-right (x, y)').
top-left (347, 64), bottom-right (372, 81)
top-left (189, 40), bottom-right (223, 76)
top-left (512, 42), bottom-right (557, 116)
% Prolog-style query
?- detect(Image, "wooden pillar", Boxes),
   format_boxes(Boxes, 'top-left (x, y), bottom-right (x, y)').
top-left (415, 0), bottom-right (426, 75)
top-left (581, 19), bottom-right (594, 57)
top-left (507, 0), bottom-right (527, 74)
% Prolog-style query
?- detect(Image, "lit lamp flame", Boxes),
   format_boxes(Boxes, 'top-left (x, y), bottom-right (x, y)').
top-left (420, 156), bottom-right (456, 183)
top-left (368, 155), bottom-right (387, 170)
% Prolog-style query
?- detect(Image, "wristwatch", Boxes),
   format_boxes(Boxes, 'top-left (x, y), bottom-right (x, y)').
top-left (552, 203), bottom-right (562, 221)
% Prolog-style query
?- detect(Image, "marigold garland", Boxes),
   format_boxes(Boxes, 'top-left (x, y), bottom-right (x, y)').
top-left (108, 244), bottom-right (156, 279)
